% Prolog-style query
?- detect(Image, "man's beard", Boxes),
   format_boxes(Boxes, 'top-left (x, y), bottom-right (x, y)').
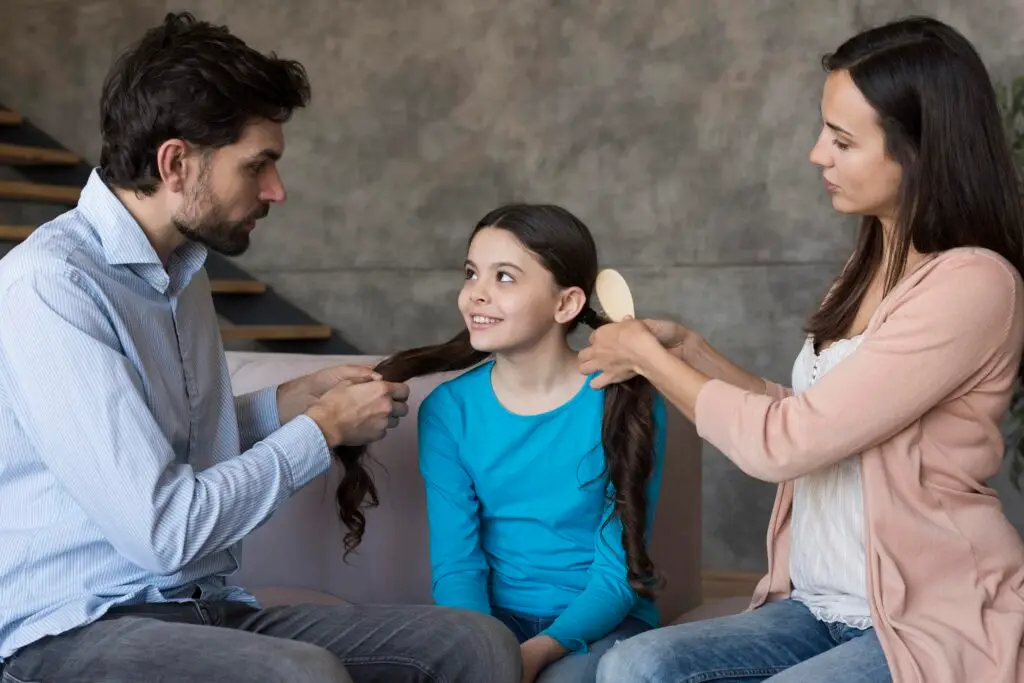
top-left (173, 177), bottom-right (268, 257)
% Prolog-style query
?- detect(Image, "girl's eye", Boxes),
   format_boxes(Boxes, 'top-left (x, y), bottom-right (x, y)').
top-left (497, 271), bottom-right (514, 283)
top-left (832, 139), bottom-right (850, 151)
top-left (464, 268), bottom-right (477, 280)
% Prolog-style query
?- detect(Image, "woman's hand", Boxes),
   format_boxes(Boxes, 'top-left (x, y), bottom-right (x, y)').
top-left (643, 318), bottom-right (704, 362)
top-left (578, 318), bottom-right (665, 389)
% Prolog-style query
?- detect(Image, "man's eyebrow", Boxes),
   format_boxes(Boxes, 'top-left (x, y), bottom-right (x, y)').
top-left (247, 148), bottom-right (282, 164)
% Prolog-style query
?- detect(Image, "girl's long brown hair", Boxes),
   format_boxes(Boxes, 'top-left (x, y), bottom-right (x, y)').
top-left (333, 204), bottom-right (660, 597)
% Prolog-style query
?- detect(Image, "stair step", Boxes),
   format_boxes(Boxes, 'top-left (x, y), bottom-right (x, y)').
top-left (0, 225), bottom-right (34, 240)
top-left (0, 111), bottom-right (22, 126)
top-left (0, 143), bottom-right (80, 166)
top-left (219, 324), bottom-right (332, 341)
top-left (0, 179), bottom-right (79, 204)
top-left (210, 279), bottom-right (267, 294)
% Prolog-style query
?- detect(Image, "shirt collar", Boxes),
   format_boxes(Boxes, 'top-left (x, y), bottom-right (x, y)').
top-left (77, 168), bottom-right (208, 294)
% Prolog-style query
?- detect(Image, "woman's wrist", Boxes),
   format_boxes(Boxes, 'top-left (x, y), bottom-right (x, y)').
top-left (634, 335), bottom-right (679, 380)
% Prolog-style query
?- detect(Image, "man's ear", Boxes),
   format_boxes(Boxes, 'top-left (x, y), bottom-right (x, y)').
top-left (155, 138), bottom-right (193, 194)
top-left (554, 286), bottom-right (587, 325)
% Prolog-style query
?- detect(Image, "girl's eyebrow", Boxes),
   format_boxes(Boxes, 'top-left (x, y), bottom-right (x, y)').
top-left (464, 259), bottom-right (525, 273)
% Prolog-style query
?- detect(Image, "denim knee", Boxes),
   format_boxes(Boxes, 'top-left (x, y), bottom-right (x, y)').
top-left (444, 609), bottom-right (522, 683)
top-left (596, 632), bottom-right (670, 683)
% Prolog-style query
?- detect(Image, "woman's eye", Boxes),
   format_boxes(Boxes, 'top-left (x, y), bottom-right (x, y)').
top-left (497, 271), bottom-right (514, 283)
top-left (832, 139), bottom-right (850, 151)
top-left (464, 269), bottom-right (477, 280)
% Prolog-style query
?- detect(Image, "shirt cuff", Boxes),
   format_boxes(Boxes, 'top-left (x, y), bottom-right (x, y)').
top-left (236, 386), bottom-right (282, 447)
top-left (261, 414), bottom-right (332, 490)
top-left (539, 626), bottom-right (588, 653)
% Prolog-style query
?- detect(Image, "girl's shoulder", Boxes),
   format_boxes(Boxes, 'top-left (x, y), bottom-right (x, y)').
top-left (420, 360), bottom-right (494, 413)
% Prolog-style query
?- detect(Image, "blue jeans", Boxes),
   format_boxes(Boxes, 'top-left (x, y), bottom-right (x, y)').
top-left (493, 606), bottom-right (651, 683)
top-left (595, 598), bottom-right (891, 683)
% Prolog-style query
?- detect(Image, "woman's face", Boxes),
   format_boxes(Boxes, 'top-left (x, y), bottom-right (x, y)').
top-left (809, 69), bottom-right (903, 226)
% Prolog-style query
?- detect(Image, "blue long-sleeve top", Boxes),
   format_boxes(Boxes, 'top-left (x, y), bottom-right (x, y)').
top-left (417, 360), bottom-right (667, 651)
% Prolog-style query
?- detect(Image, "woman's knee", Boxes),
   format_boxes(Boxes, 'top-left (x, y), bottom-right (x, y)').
top-left (595, 630), bottom-right (674, 683)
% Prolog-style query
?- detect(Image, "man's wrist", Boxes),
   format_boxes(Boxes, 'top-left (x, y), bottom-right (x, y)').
top-left (304, 403), bottom-right (341, 447)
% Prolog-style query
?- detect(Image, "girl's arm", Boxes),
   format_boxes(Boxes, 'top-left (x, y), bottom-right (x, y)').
top-left (418, 387), bottom-right (491, 613)
top-left (526, 398), bottom-right (668, 662)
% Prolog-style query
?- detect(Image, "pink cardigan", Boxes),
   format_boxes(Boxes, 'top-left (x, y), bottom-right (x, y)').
top-left (695, 247), bottom-right (1024, 683)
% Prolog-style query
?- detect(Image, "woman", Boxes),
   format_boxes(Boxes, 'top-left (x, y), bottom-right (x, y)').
top-left (581, 16), bottom-right (1024, 683)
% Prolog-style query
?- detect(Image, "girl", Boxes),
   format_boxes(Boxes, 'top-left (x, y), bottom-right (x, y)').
top-left (336, 204), bottom-right (668, 683)
top-left (583, 16), bottom-right (1024, 683)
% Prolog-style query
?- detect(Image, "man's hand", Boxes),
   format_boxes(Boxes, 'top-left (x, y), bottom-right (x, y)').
top-left (305, 378), bottom-right (410, 447)
top-left (519, 636), bottom-right (566, 683)
top-left (277, 364), bottom-right (381, 424)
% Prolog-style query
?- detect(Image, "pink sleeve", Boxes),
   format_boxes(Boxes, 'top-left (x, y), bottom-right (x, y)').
top-left (695, 254), bottom-right (1020, 483)
top-left (763, 380), bottom-right (792, 400)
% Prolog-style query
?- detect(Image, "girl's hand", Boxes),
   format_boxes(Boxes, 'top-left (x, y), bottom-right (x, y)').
top-left (578, 318), bottom-right (664, 389)
top-left (520, 636), bottom-right (565, 683)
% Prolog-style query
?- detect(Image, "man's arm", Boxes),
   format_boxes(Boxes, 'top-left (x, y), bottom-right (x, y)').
top-left (0, 271), bottom-right (331, 575)
top-left (236, 364), bottom-right (386, 451)
top-left (235, 388), bottom-right (281, 452)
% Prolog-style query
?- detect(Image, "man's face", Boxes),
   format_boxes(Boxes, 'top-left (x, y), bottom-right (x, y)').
top-left (173, 119), bottom-right (287, 256)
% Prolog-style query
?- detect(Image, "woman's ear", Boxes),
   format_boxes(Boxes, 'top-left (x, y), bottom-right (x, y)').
top-left (554, 286), bottom-right (587, 325)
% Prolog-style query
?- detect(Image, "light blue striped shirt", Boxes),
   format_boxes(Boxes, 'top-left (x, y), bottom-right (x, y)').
top-left (0, 169), bottom-right (331, 660)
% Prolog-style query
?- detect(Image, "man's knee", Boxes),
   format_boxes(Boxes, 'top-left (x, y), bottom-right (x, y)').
top-left (260, 639), bottom-right (352, 683)
top-left (440, 609), bottom-right (521, 682)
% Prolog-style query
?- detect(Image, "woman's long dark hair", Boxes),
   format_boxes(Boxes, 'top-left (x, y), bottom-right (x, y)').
top-left (807, 16), bottom-right (1024, 362)
top-left (333, 204), bottom-right (660, 597)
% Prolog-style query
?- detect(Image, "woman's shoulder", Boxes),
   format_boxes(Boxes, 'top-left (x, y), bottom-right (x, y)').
top-left (918, 246), bottom-right (1022, 287)
top-left (893, 246), bottom-right (1023, 312)
top-left (881, 246), bottom-right (1024, 347)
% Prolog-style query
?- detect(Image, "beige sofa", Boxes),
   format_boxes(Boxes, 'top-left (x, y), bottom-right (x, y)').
top-left (224, 350), bottom-right (707, 625)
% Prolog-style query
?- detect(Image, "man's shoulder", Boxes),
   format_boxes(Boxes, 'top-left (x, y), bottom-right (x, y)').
top-left (0, 211), bottom-right (101, 294)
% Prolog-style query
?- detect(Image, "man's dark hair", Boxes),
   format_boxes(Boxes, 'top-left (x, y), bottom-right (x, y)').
top-left (98, 11), bottom-right (311, 194)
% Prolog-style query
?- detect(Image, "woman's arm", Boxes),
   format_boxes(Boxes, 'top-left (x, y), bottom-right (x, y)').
top-left (417, 387), bottom-right (491, 613)
top-left (642, 319), bottom-right (789, 398)
top-left (589, 254), bottom-right (1021, 482)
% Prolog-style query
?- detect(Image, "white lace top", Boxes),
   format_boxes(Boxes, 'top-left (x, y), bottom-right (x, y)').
top-left (787, 334), bottom-right (873, 629)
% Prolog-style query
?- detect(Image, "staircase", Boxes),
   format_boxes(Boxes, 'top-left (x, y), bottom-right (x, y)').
top-left (0, 104), bottom-right (358, 355)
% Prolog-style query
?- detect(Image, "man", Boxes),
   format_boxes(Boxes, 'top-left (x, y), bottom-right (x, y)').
top-left (0, 11), bottom-right (519, 683)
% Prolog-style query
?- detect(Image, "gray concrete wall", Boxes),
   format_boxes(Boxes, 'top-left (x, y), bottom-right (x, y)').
top-left (4, 0), bottom-right (1024, 571)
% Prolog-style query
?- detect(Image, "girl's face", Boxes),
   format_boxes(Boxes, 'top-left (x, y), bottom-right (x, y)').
top-left (458, 227), bottom-right (584, 354)
top-left (809, 69), bottom-right (903, 226)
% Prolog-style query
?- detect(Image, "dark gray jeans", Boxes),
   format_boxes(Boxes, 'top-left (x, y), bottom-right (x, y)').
top-left (0, 600), bottom-right (522, 683)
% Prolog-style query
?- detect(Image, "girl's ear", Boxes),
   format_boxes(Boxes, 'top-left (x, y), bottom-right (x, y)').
top-left (554, 286), bottom-right (587, 325)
